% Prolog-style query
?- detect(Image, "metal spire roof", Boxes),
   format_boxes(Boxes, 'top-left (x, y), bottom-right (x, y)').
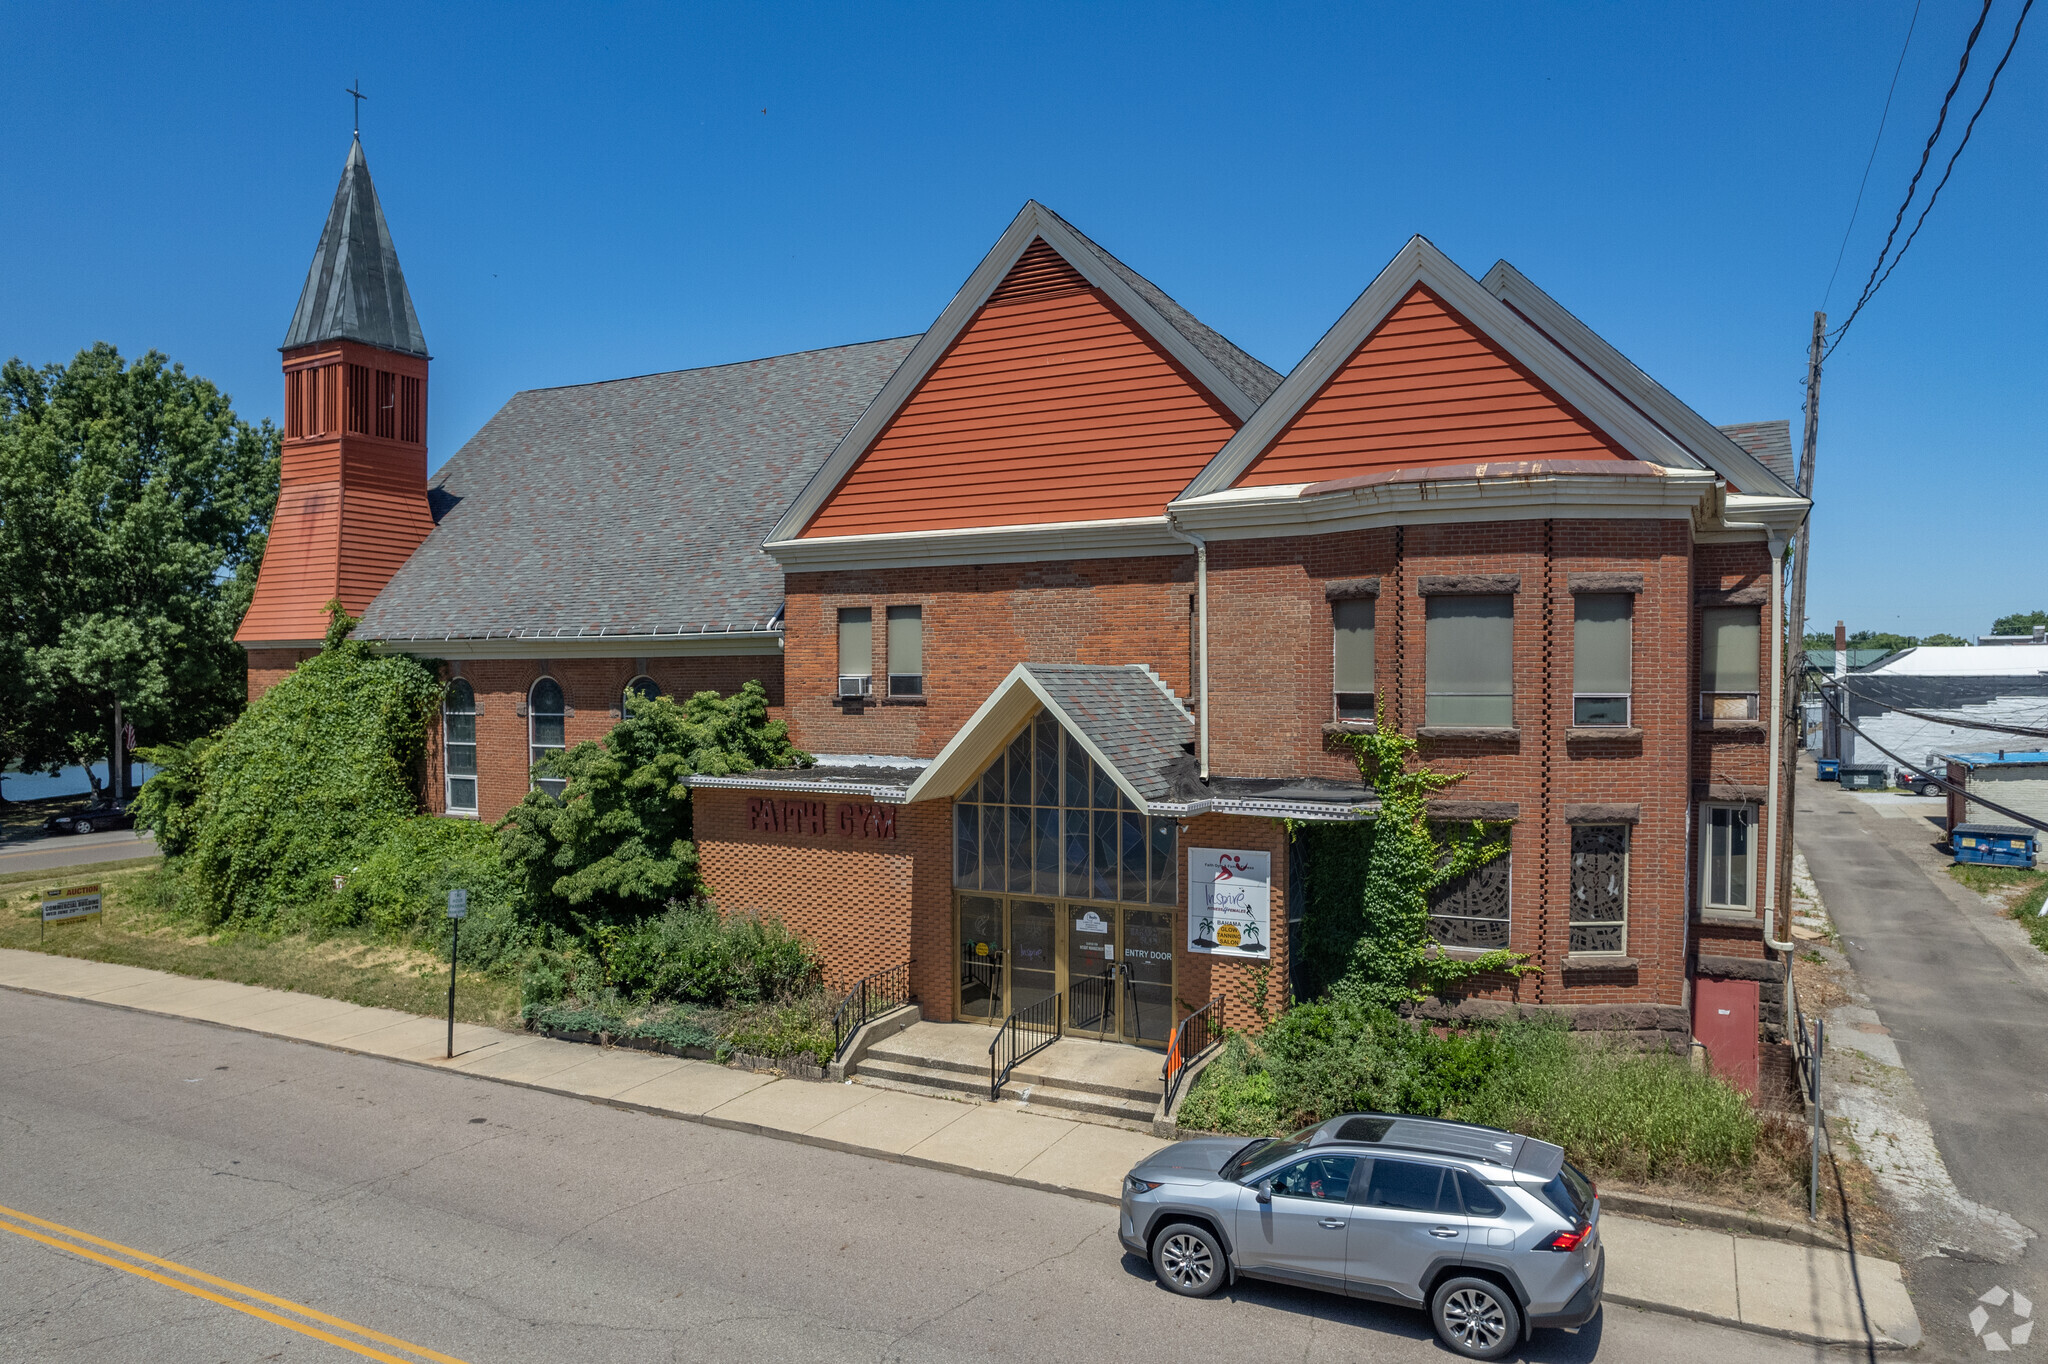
top-left (281, 136), bottom-right (428, 357)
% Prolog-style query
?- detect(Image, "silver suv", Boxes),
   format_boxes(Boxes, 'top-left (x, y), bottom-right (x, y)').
top-left (1119, 1113), bottom-right (1603, 1360)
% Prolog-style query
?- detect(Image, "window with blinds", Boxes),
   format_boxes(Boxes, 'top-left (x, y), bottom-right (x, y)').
top-left (1425, 595), bottom-right (1514, 727)
top-left (887, 605), bottom-right (923, 697)
top-left (1332, 597), bottom-right (1375, 720)
top-left (1701, 606), bottom-right (1761, 719)
top-left (1572, 594), bottom-right (1633, 726)
top-left (837, 608), bottom-right (872, 697)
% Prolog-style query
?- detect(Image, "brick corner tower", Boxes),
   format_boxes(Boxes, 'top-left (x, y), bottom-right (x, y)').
top-left (237, 134), bottom-right (433, 695)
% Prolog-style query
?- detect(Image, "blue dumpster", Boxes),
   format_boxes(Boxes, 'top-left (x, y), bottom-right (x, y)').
top-left (1952, 824), bottom-right (2038, 869)
top-left (1816, 759), bottom-right (1840, 781)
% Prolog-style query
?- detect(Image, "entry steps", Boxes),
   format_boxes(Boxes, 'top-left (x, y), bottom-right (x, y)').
top-left (851, 1023), bottom-right (1163, 1130)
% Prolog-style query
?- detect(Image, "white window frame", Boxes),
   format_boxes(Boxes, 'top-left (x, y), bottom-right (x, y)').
top-left (529, 677), bottom-right (567, 797)
top-left (1699, 803), bottom-right (1757, 916)
top-left (442, 679), bottom-right (478, 817)
top-left (1700, 606), bottom-right (1761, 720)
top-left (838, 607), bottom-right (873, 698)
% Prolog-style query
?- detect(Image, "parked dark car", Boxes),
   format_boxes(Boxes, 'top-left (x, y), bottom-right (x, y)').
top-left (1894, 767), bottom-right (1944, 798)
top-left (43, 798), bottom-right (135, 835)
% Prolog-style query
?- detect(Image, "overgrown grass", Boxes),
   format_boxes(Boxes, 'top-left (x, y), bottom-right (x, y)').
top-left (0, 860), bottom-right (521, 1028)
top-left (1178, 1005), bottom-right (1766, 1185)
top-left (1948, 863), bottom-right (2048, 956)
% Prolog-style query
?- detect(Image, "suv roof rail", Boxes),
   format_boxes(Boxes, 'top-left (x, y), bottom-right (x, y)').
top-left (1308, 1112), bottom-right (1565, 1180)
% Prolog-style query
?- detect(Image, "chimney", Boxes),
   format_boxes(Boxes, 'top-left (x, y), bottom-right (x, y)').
top-left (1834, 621), bottom-right (1847, 679)
top-left (237, 135), bottom-right (433, 682)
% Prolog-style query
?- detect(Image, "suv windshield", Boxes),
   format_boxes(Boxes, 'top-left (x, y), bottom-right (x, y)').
top-left (1220, 1123), bottom-right (1323, 1182)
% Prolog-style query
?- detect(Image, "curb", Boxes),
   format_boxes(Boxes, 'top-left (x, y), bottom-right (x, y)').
top-left (0, 977), bottom-right (1904, 1349)
top-left (1597, 1191), bottom-right (1849, 1251)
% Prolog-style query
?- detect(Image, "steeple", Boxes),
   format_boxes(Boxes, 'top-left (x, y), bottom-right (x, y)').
top-left (282, 136), bottom-right (428, 357)
top-left (237, 136), bottom-right (435, 667)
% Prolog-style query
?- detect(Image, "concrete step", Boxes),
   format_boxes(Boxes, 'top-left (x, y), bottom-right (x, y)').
top-left (852, 1057), bottom-right (1159, 1127)
top-left (863, 1042), bottom-right (1162, 1105)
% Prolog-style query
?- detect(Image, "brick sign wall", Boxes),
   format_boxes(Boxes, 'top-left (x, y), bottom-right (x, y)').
top-left (746, 796), bottom-right (897, 840)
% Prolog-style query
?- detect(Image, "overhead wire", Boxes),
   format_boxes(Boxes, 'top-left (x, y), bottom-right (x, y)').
top-left (1822, 0), bottom-right (1925, 310)
top-left (1826, 0), bottom-right (2033, 358)
top-left (1814, 683), bottom-right (2048, 835)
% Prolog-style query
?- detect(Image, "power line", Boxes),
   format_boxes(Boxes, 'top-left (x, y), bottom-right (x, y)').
top-left (1815, 685), bottom-right (2048, 835)
top-left (1823, 0), bottom-right (1925, 311)
top-left (1826, 0), bottom-right (2033, 359)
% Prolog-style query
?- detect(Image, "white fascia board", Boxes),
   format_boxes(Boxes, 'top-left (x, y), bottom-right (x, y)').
top-left (765, 515), bottom-right (1188, 572)
top-left (685, 774), bottom-right (913, 803)
top-left (1182, 237), bottom-right (1696, 501)
top-left (1146, 797), bottom-right (1375, 822)
top-left (1482, 260), bottom-right (1799, 498)
top-left (1697, 492), bottom-right (1810, 545)
top-left (765, 202), bottom-right (1261, 547)
top-left (360, 631), bottom-right (784, 660)
top-left (1170, 469), bottom-right (1720, 541)
top-left (901, 664), bottom-right (1154, 811)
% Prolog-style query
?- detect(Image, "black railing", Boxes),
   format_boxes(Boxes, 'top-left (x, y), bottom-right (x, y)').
top-left (830, 961), bottom-right (913, 1063)
top-left (1162, 993), bottom-right (1224, 1112)
top-left (989, 992), bottom-right (1062, 1100)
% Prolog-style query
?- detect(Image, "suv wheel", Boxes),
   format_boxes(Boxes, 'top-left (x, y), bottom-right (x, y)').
top-left (1150, 1221), bottom-right (1224, 1298)
top-left (1431, 1275), bottom-right (1522, 1359)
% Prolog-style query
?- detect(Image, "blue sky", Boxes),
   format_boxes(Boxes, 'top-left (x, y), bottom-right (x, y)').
top-left (5, 2), bottom-right (2040, 639)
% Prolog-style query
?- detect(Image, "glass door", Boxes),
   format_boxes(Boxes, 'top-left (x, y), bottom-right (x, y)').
top-left (956, 895), bottom-right (1004, 1021)
top-left (1009, 899), bottom-right (1058, 1014)
top-left (1121, 907), bottom-right (1173, 1046)
top-left (1067, 904), bottom-right (1117, 1036)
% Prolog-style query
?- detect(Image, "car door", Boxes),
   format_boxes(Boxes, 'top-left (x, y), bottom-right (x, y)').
top-left (1345, 1157), bottom-right (1467, 1299)
top-left (1235, 1153), bottom-right (1361, 1287)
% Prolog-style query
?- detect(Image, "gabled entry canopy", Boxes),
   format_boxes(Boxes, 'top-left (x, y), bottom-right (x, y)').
top-left (904, 664), bottom-right (1195, 809)
top-left (767, 201), bottom-right (1278, 543)
top-left (1182, 237), bottom-right (1717, 502)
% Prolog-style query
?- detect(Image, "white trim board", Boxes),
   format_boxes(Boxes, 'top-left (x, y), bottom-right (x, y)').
top-left (767, 515), bottom-right (1189, 572)
top-left (359, 632), bottom-right (784, 660)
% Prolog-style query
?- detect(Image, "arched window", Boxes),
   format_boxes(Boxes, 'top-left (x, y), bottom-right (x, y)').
top-left (624, 674), bottom-right (663, 713)
top-left (529, 677), bottom-right (567, 797)
top-left (442, 679), bottom-right (477, 814)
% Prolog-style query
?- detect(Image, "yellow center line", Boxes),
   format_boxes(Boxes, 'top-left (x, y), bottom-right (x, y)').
top-left (0, 1203), bottom-right (472, 1364)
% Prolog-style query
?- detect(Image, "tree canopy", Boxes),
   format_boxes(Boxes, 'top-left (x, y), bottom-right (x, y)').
top-left (1992, 609), bottom-right (2048, 637)
top-left (0, 344), bottom-right (278, 791)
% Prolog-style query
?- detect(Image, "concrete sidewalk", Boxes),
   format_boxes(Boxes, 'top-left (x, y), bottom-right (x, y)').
top-left (0, 946), bottom-right (1919, 1350)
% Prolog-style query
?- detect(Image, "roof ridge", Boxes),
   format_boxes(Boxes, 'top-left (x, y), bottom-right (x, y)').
top-left (514, 334), bottom-right (927, 396)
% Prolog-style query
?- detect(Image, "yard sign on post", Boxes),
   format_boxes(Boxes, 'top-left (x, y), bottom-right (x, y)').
top-left (445, 889), bottom-right (467, 1058)
top-left (40, 884), bottom-right (102, 944)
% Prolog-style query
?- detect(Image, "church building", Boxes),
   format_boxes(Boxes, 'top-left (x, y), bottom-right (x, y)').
top-left (238, 138), bottom-right (1809, 1064)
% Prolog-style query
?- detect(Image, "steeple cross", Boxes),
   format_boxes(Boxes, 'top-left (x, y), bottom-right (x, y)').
top-left (346, 80), bottom-right (367, 136)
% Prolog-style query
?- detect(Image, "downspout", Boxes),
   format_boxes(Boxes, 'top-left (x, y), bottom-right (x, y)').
top-left (1165, 516), bottom-right (1209, 781)
top-left (1726, 519), bottom-right (1797, 954)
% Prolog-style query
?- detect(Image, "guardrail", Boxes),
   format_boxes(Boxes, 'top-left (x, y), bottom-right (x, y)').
top-left (1162, 993), bottom-right (1224, 1111)
top-left (988, 992), bottom-right (1061, 1100)
top-left (830, 961), bottom-right (913, 1063)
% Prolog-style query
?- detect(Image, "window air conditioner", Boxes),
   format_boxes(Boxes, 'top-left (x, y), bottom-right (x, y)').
top-left (838, 674), bottom-right (873, 699)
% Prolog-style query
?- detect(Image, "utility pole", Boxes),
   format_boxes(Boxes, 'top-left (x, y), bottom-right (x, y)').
top-left (1779, 312), bottom-right (1825, 955)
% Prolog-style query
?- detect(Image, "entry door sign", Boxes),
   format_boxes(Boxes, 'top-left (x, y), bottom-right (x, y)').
top-left (1188, 848), bottom-right (1270, 959)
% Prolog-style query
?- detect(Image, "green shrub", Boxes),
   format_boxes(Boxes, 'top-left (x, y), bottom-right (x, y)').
top-left (723, 994), bottom-right (835, 1067)
top-left (606, 899), bottom-right (821, 1007)
top-left (338, 815), bottom-right (535, 972)
top-left (621, 1006), bottom-right (718, 1053)
top-left (1174, 1032), bottom-right (1279, 1135)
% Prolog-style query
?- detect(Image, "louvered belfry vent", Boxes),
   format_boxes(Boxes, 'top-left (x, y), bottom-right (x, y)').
top-left (987, 238), bottom-right (1091, 305)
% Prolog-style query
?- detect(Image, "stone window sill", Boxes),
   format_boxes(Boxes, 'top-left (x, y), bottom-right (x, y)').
top-left (1567, 726), bottom-right (1643, 742)
top-left (1563, 953), bottom-right (1638, 972)
top-left (1416, 726), bottom-right (1520, 742)
top-left (881, 696), bottom-right (928, 706)
top-left (1322, 720), bottom-right (1376, 736)
top-left (1694, 719), bottom-right (1766, 735)
top-left (1699, 908), bottom-right (1759, 924)
top-left (1425, 944), bottom-right (1508, 962)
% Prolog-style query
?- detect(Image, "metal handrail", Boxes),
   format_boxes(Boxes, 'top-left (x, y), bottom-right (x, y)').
top-left (1071, 967), bottom-right (1115, 1035)
top-left (830, 961), bottom-right (912, 1063)
top-left (988, 992), bottom-right (1061, 1100)
top-left (1162, 993), bottom-right (1224, 1111)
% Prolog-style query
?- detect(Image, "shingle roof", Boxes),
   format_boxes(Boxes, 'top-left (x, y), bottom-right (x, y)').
top-left (283, 137), bottom-right (428, 357)
top-left (1040, 205), bottom-right (1282, 405)
top-left (1717, 421), bottom-right (1797, 485)
top-left (1024, 663), bottom-right (1195, 802)
top-left (354, 337), bottom-right (918, 642)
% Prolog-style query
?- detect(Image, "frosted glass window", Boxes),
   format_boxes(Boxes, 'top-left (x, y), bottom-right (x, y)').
top-left (886, 605), bottom-right (923, 696)
top-left (1425, 595), bottom-right (1513, 727)
top-left (1702, 607), bottom-right (1761, 694)
top-left (1572, 594), bottom-right (1632, 726)
top-left (1333, 598), bottom-right (1375, 720)
top-left (838, 608), bottom-right (872, 687)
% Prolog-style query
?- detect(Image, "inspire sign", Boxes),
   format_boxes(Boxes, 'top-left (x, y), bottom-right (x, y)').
top-left (1188, 848), bottom-right (1270, 959)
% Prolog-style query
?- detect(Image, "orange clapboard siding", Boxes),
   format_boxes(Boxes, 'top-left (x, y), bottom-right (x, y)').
top-left (1235, 285), bottom-right (1630, 488)
top-left (801, 240), bottom-right (1241, 536)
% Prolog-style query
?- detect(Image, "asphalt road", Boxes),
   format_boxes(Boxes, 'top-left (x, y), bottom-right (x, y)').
top-left (1797, 771), bottom-right (2048, 1360)
top-left (0, 829), bottom-right (158, 876)
top-left (0, 992), bottom-right (1841, 1364)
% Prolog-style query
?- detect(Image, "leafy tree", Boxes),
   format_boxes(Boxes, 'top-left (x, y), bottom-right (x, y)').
top-left (1801, 629), bottom-right (1923, 654)
top-left (0, 344), bottom-right (278, 797)
top-left (499, 682), bottom-right (807, 931)
top-left (1992, 609), bottom-right (2048, 637)
top-left (1920, 633), bottom-right (1970, 647)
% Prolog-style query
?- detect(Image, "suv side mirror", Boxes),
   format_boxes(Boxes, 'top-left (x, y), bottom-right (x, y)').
top-left (1256, 1179), bottom-right (1274, 1205)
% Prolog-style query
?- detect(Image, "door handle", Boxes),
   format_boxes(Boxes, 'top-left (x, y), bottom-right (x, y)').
top-left (1429, 1226), bottom-right (1460, 1238)
top-left (1319, 1218), bottom-right (1347, 1229)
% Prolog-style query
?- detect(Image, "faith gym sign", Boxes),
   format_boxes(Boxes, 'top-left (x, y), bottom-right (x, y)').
top-left (1189, 848), bottom-right (1270, 959)
top-left (747, 797), bottom-right (897, 841)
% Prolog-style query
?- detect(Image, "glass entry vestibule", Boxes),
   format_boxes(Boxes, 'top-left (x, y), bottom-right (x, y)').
top-left (951, 708), bottom-right (1178, 1046)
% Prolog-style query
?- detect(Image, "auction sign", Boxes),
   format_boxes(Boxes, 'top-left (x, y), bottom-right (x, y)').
top-left (42, 885), bottom-right (102, 924)
top-left (1187, 849), bottom-right (1270, 959)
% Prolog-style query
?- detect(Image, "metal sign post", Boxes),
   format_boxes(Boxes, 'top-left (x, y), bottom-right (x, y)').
top-left (445, 889), bottom-right (468, 1058)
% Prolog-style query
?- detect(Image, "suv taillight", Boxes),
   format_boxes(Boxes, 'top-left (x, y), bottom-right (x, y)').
top-left (1535, 1225), bottom-right (1590, 1253)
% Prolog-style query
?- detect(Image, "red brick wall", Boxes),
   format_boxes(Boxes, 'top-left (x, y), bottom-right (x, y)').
top-left (424, 654), bottom-right (784, 822)
top-left (783, 556), bottom-right (1194, 758)
top-left (245, 648), bottom-right (318, 701)
top-left (1177, 813), bottom-right (1291, 1036)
